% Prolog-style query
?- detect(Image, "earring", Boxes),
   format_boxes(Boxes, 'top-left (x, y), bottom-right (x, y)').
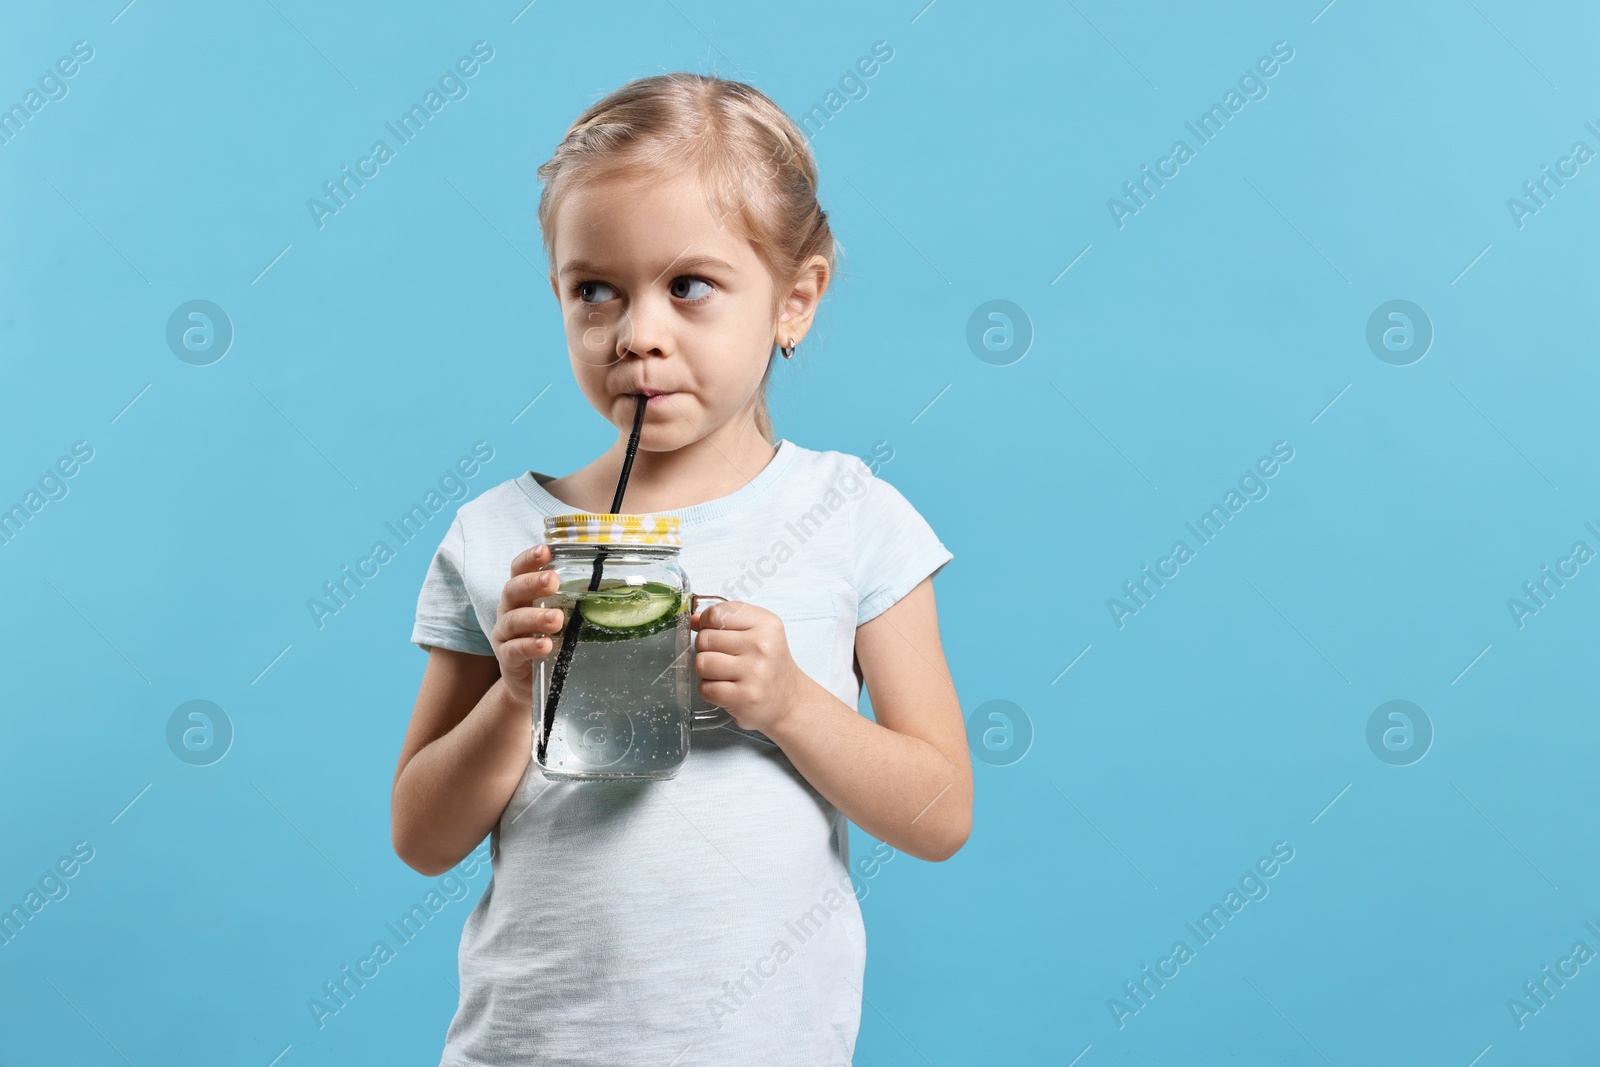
top-left (780, 337), bottom-right (796, 360)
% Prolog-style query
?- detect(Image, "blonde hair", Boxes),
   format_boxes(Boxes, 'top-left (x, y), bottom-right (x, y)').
top-left (536, 73), bottom-right (836, 444)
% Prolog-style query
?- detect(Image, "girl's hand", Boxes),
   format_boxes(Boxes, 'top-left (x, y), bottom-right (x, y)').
top-left (490, 544), bottom-right (567, 708)
top-left (690, 600), bottom-right (809, 734)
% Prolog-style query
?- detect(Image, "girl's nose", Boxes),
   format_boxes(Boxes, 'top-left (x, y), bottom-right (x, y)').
top-left (616, 303), bottom-right (671, 360)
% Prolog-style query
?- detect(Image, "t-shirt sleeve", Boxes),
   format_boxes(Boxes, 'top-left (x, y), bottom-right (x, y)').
top-left (411, 513), bottom-right (494, 656)
top-left (849, 462), bottom-right (954, 627)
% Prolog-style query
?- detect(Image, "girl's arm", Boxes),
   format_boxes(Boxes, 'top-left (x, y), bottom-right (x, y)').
top-left (390, 648), bottom-right (530, 876)
top-left (393, 544), bottom-right (567, 875)
top-left (760, 577), bottom-right (973, 862)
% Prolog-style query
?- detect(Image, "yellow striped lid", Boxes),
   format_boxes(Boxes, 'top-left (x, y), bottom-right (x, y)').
top-left (544, 512), bottom-right (682, 546)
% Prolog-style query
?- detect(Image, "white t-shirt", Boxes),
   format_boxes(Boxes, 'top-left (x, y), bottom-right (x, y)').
top-left (410, 438), bottom-right (953, 1066)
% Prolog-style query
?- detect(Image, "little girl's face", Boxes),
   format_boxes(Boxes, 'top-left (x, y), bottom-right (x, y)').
top-left (549, 170), bottom-right (783, 450)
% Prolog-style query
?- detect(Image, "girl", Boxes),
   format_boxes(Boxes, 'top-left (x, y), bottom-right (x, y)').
top-left (391, 72), bottom-right (971, 1066)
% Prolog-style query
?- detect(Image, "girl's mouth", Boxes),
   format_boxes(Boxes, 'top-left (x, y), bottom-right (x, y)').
top-left (629, 391), bottom-right (673, 405)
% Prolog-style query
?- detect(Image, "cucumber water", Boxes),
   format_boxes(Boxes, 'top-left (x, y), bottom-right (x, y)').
top-left (534, 578), bottom-right (692, 778)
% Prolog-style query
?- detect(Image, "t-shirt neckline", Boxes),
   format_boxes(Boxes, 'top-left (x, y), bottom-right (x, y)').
top-left (515, 438), bottom-right (799, 525)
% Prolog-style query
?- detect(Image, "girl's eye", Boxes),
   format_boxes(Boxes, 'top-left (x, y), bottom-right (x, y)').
top-left (574, 281), bottom-right (616, 304)
top-left (572, 277), bottom-right (714, 304)
top-left (670, 276), bottom-right (715, 303)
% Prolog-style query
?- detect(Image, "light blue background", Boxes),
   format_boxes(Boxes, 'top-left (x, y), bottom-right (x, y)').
top-left (3, 0), bottom-right (1597, 1063)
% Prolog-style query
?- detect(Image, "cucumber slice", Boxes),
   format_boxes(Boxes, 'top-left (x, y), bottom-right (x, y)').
top-left (578, 610), bottom-right (681, 642)
top-left (578, 585), bottom-right (679, 630)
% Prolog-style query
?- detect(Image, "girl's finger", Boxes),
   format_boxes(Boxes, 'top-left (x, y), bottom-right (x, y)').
top-left (499, 606), bottom-right (567, 636)
top-left (500, 568), bottom-right (561, 614)
top-left (508, 543), bottom-right (551, 577)
top-left (504, 635), bottom-right (552, 662)
top-left (693, 649), bottom-right (738, 680)
top-left (496, 614), bottom-right (566, 646)
top-left (702, 601), bottom-right (756, 631)
top-left (526, 570), bottom-right (561, 604)
top-left (694, 627), bottom-right (733, 654)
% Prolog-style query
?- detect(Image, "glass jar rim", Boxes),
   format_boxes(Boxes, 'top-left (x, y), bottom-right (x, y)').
top-left (546, 540), bottom-right (681, 556)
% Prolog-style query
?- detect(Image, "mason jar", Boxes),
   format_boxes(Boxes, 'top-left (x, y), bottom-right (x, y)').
top-left (532, 512), bottom-right (726, 781)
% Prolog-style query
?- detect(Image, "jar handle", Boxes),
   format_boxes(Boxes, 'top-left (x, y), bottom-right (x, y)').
top-left (690, 593), bottom-right (729, 614)
top-left (687, 594), bottom-right (732, 729)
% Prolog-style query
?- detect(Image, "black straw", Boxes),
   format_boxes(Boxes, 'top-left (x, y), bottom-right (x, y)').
top-left (536, 393), bottom-right (650, 764)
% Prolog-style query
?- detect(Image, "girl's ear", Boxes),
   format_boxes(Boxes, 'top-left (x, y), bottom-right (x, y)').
top-left (777, 254), bottom-right (831, 344)
top-left (548, 272), bottom-right (561, 301)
